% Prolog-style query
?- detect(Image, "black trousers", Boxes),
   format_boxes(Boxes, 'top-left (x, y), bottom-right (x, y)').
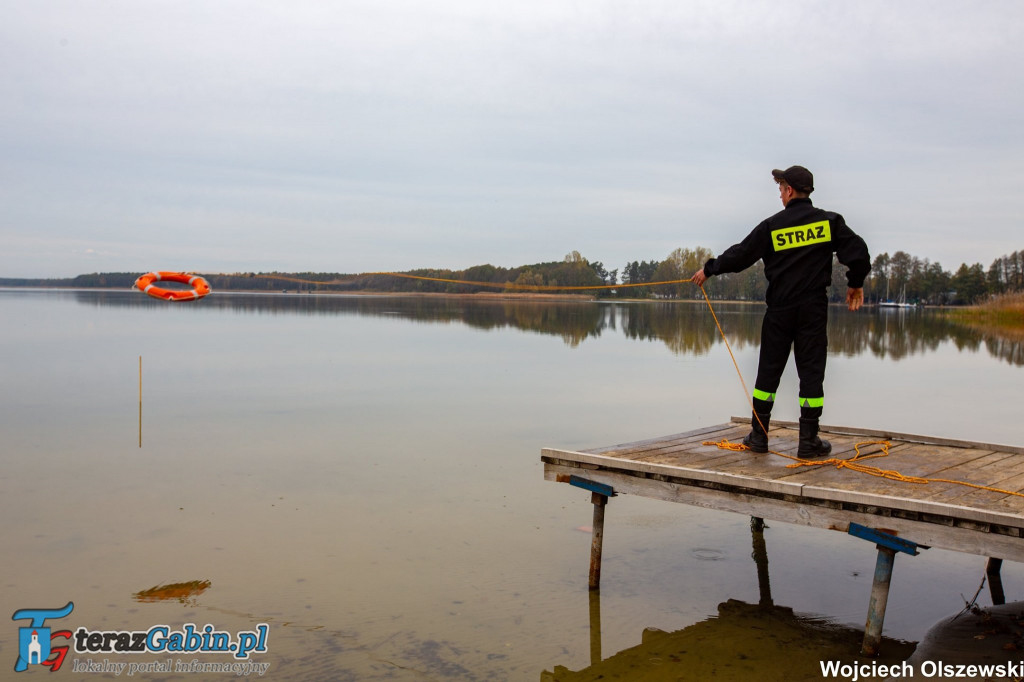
top-left (752, 295), bottom-right (828, 419)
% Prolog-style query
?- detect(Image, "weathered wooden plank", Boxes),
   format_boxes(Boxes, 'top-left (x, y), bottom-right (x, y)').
top-left (759, 434), bottom-right (802, 458)
top-left (636, 448), bottom-right (755, 472)
top-left (773, 468), bottom-right (936, 502)
top-left (544, 463), bottom-right (1024, 562)
top-left (541, 449), bottom-right (806, 497)
top-left (715, 452), bottom-right (812, 477)
top-left (964, 458), bottom-right (1024, 492)
top-left (634, 436), bottom-right (758, 469)
top-left (920, 453), bottom-right (1024, 504)
top-left (798, 484), bottom-right (1024, 529)
top-left (922, 451), bottom-right (1020, 485)
top-left (937, 473), bottom-right (1024, 511)
top-left (585, 423), bottom-right (737, 456)
top-left (898, 473), bottom-right (1024, 517)
top-left (988, 495), bottom-right (1024, 518)
top-left (626, 425), bottom-right (749, 456)
top-left (803, 475), bottom-right (939, 503)
top-left (609, 426), bottom-right (751, 462)
top-left (880, 444), bottom-right (1002, 481)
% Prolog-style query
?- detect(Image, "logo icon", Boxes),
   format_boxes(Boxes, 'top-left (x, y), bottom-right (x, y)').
top-left (12, 602), bottom-right (74, 672)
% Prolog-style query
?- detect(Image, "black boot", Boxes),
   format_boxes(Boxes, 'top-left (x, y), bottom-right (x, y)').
top-left (742, 411), bottom-right (771, 453)
top-left (798, 418), bottom-right (832, 459)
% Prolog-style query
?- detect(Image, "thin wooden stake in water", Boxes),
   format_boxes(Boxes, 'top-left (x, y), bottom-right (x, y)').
top-left (138, 355), bottom-right (142, 448)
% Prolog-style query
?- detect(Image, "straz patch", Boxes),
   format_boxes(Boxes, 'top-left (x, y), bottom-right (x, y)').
top-left (771, 220), bottom-right (831, 251)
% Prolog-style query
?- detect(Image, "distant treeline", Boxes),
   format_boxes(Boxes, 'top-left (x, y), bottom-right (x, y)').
top-left (3, 247), bottom-right (1021, 304)
top-left (870, 250), bottom-right (1024, 305)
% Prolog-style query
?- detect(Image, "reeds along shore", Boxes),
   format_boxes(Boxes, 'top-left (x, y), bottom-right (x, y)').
top-left (982, 291), bottom-right (1024, 312)
top-left (948, 292), bottom-right (1024, 335)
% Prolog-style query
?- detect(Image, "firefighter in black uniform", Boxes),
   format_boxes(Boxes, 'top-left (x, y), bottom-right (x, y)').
top-left (691, 166), bottom-right (871, 458)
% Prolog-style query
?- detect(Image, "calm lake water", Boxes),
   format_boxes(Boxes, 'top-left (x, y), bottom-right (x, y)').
top-left (2, 289), bottom-right (1023, 680)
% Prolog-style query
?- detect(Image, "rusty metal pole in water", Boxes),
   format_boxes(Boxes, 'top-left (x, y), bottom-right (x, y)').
top-left (138, 356), bottom-right (142, 446)
top-left (861, 545), bottom-right (897, 656)
top-left (589, 492), bottom-right (607, 590)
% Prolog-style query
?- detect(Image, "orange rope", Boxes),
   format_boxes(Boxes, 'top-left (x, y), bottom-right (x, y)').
top-left (359, 273), bottom-right (693, 291)
top-left (697, 284), bottom-right (761, 428)
top-left (781, 440), bottom-right (1024, 496)
top-left (244, 272), bottom-right (693, 292)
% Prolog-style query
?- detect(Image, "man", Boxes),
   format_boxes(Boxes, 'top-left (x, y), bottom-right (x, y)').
top-left (691, 166), bottom-right (870, 458)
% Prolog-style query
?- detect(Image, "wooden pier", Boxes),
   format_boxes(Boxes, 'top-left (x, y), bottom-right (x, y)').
top-left (542, 417), bottom-right (1024, 655)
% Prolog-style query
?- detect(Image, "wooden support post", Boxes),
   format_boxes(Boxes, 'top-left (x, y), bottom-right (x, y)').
top-left (589, 492), bottom-right (608, 590)
top-left (848, 524), bottom-right (920, 657)
top-left (987, 557), bottom-right (1005, 606)
top-left (750, 517), bottom-right (773, 607)
top-left (588, 589), bottom-right (602, 665)
top-left (861, 545), bottom-right (897, 657)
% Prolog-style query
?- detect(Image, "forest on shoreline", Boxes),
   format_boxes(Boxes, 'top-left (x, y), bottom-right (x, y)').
top-left (3, 246), bottom-right (1022, 306)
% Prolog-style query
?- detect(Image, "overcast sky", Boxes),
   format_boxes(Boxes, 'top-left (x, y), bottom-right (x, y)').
top-left (2, 1), bottom-right (1021, 278)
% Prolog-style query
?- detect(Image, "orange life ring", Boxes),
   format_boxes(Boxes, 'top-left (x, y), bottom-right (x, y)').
top-left (134, 272), bottom-right (211, 301)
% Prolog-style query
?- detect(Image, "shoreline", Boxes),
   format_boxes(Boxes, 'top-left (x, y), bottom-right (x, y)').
top-left (4, 285), bottom-right (1022, 317)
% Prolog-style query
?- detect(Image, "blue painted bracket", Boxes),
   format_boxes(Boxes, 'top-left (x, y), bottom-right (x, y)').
top-left (848, 523), bottom-right (921, 556)
top-left (568, 475), bottom-right (616, 498)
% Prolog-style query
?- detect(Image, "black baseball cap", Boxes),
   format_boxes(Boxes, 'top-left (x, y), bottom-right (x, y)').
top-left (772, 166), bottom-right (814, 193)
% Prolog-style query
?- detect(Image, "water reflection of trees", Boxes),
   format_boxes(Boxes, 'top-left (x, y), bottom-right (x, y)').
top-left (71, 291), bottom-right (1023, 365)
top-left (620, 302), bottom-right (761, 356)
top-left (832, 308), bottom-right (1020, 364)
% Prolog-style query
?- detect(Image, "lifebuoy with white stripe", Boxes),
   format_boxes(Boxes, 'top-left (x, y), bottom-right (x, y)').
top-left (134, 272), bottom-right (211, 301)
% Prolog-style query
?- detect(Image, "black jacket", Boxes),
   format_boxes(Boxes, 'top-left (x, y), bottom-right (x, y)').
top-left (703, 198), bottom-right (871, 308)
